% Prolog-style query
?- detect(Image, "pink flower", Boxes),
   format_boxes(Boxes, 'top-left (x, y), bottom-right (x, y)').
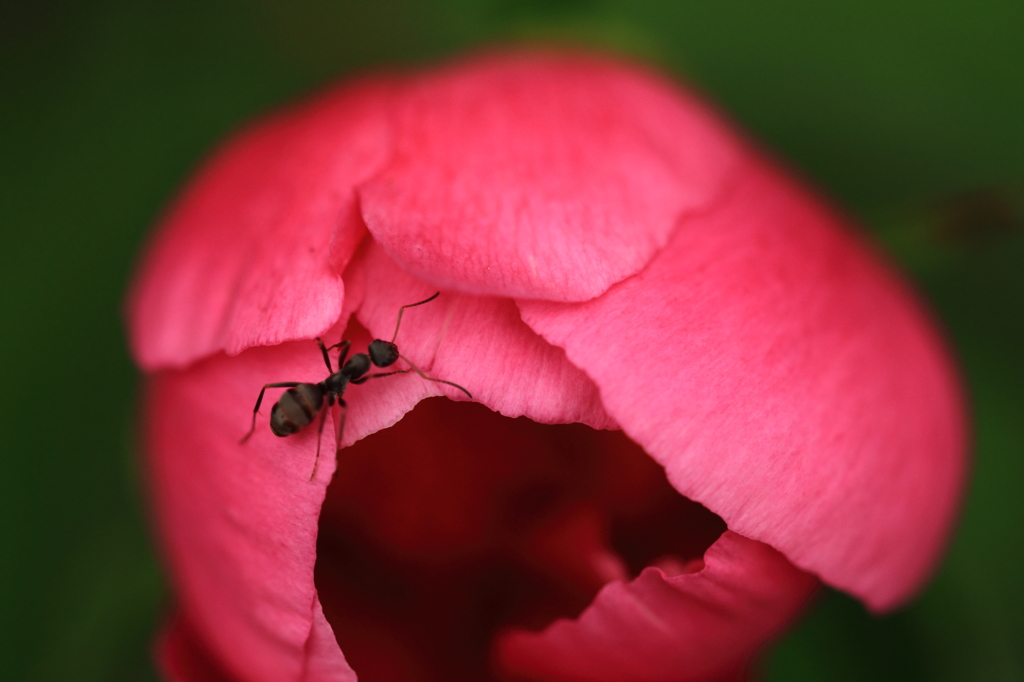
top-left (128, 51), bottom-right (967, 682)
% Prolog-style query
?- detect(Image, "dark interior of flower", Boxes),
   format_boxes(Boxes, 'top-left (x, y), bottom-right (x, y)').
top-left (315, 397), bottom-right (726, 682)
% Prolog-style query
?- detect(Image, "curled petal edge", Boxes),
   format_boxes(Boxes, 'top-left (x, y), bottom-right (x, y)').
top-left (496, 530), bottom-right (818, 682)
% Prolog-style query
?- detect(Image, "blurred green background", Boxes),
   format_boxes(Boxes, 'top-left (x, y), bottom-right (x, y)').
top-left (1, 1), bottom-right (1022, 680)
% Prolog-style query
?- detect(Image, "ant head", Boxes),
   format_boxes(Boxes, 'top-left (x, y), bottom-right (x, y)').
top-left (368, 339), bottom-right (400, 368)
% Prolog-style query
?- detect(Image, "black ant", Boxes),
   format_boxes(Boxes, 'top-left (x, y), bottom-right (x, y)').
top-left (240, 292), bottom-right (471, 479)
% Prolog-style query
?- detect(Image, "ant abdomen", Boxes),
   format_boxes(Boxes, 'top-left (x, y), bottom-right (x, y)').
top-left (270, 383), bottom-right (324, 437)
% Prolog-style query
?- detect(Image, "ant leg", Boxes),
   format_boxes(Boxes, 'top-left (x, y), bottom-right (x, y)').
top-left (398, 354), bottom-right (472, 398)
top-left (332, 398), bottom-right (348, 453)
top-left (350, 369), bottom-right (411, 385)
top-left (333, 399), bottom-right (348, 449)
top-left (240, 382), bottom-right (300, 444)
top-left (309, 401), bottom-right (331, 481)
top-left (311, 398), bottom-right (347, 481)
top-left (326, 339), bottom-right (351, 369)
top-left (315, 338), bottom-right (333, 373)
top-left (390, 291), bottom-right (440, 342)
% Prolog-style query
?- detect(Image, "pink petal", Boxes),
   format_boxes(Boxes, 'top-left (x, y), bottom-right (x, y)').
top-left (146, 343), bottom-right (357, 681)
top-left (346, 240), bottom-right (617, 430)
top-left (518, 154), bottom-right (967, 611)
top-left (128, 80), bottom-right (393, 371)
top-left (496, 531), bottom-right (817, 682)
top-left (358, 51), bottom-right (739, 301)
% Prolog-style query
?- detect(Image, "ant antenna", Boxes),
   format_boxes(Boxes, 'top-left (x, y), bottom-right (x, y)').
top-left (390, 292), bottom-right (440, 343)
top-left (399, 353), bottom-right (472, 398)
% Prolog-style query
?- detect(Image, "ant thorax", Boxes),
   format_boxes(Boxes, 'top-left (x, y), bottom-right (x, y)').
top-left (341, 353), bottom-right (371, 381)
top-left (324, 372), bottom-right (348, 394)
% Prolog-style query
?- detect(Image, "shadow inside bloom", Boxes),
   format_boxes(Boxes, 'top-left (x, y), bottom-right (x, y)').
top-left (315, 397), bottom-right (725, 681)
